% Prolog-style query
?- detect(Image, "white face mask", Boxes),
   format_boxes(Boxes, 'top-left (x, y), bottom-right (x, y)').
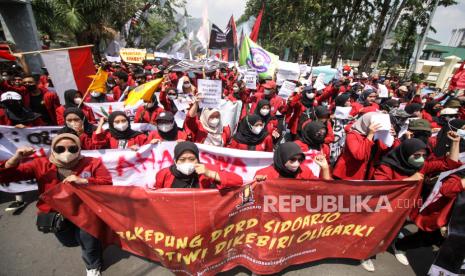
top-left (168, 95), bottom-right (177, 100)
top-left (158, 123), bottom-right (174, 132)
top-left (67, 121), bottom-right (83, 132)
top-left (55, 151), bottom-right (79, 163)
top-left (74, 98), bottom-right (82, 105)
top-left (90, 92), bottom-right (100, 98)
top-left (176, 162), bottom-right (195, 175)
top-left (183, 83), bottom-right (191, 89)
top-left (208, 118), bottom-right (220, 127)
top-left (264, 89), bottom-right (271, 95)
top-left (251, 126), bottom-right (264, 135)
top-left (276, 111), bottom-right (282, 116)
top-left (260, 108), bottom-right (270, 116)
top-left (145, 102), bottom-right (155, 108)
top-left (233, 87), bottom-right (239, 92)
top-left (113, 122), bottom-right (128, 132)
top-left (306, 92), bottom-right (315, 99)
top-left (285, 160), bottom-right (301, 172)
top-left (457, 129), bottom-right (465, 139)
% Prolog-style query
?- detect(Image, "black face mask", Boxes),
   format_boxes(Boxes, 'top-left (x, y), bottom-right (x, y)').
top-left (313, 131), bottom-right (327, 144)
top-left (26, 84), bottom-right (36, 92)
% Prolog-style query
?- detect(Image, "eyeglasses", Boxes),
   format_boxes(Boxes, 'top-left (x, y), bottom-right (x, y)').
top-left (289, 157), bottom-right (304, 163)
top-left (54, 145), bottom-right (79, 154)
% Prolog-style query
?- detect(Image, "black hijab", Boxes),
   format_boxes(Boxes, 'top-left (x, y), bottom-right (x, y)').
top-left (359, 90), bottom-right (376, 106)
top-left (273, 142), bottom-right (305, 178)
top-left (433, 119), bottom-right (465, 157)
top-left (156, 111), bottom-right (179, 141)
top-left (301, 87), bottom-right (315, 108)
top-left (381, 138), bottom-right (427, 176)
top-left (107, 111), bottom-right (142, 140)
top-left (145, 93), bottom-right (159, 111)
top-left (63, 89), bottom-right (81, 108)
top-left (233, 114), bottom-right (268, 149)
top-left (1, 99), bottom-right (41, 124)
top-left (169, 141), bottom-right (200, 188)
top-left (254, 99), bottom-right (272, 124)
top-left (58, 107), bottom-right (95, 135)
top-left (424, 100), bottom-right (439, 117)
top-left (300, 121), bottom-right (327, 150)
top-left (334, 93), bottom-right (350, 107)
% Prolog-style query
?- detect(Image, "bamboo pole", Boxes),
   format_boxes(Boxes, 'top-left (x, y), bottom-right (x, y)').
top-left (18, 45), bottom-right (94, 55)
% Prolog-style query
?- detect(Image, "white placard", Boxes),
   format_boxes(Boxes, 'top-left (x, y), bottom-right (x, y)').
top-left (370, 113), bottom-right (391, 131)
top-left (334, 106), bottom-right (352, 119)
top-left (198, 79), bottom-right (222, 108)
top-left (174, 111), bottom-right (187, 128)
top-left (278, 81), bottom-right (296, 99)
top-left (378, 84), bottom-right (389, 98)
top-left (244, 70), bottom-right (257, 89)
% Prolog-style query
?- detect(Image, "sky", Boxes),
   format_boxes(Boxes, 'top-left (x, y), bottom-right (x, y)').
top-left (184, 0), bottom-right (465, 45)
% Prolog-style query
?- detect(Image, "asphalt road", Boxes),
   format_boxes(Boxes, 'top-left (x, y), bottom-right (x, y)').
top-left (0, 191), bottom-right (436, 276)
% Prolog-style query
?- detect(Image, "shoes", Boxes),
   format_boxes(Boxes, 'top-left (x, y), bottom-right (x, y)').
top-left (86, 268), bottom-right (101, 276)
top-left (392, 244), bottom-right (409, 266)
top-left (360, 259), bottom-right (375, 272)
top-left (5, 201), bottom-right (26, 212)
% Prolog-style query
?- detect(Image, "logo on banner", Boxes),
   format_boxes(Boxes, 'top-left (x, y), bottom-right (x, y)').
top-left (247, 47), bottom-right (272, 73)
top-left (237, 184), bottom-right (255, 208)
top-left (80, 171), bottom-right (92, 179)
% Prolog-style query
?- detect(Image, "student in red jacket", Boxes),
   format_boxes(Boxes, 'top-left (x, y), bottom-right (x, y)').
top-left (351, 89), bottom-right (379, 117)
top-left (294, 121), bottom-right (330, 159)
top-left (0, 133), bottom-right (112, 275)
top-left (254, 142), bottom-right (331, 181)
top-left (58, 107), bottom-right (98, 150)
top-left (185, 97), bottom-right (231, 146)
top-left (0, 91), bottom-right (44, 126)
top-left (228, 114), bottom-right (274, 151)
top-left (93, 111), bottom-right (147, 149)
top-left (333, 112), bottom-right (382, 180)
top-left (155, 141), bottom-right (243, 189)
top-left (134, 93), bottom-right (164, 124)
top-left (146, 111), bottom-right (187, 143)
top-left (56, 89), bottom-right (96, 125)
top-left (253, 99), bottom-right (278, 134)
top-left (250, 80), bottom-right (285, 116)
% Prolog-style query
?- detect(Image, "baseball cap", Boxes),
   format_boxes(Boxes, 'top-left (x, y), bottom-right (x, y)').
top-left (408, 119), bottom-right (432, 132)
top-left (0, 91), bottom-right (21, 102)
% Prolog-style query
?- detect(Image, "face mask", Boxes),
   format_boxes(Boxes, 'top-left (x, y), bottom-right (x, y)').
top-left (145, 102), bottom-right (155, 108)
top-left (113, 122), bottom-right (128, 132)
top-left (285, 160), bottom-right (301, 172)
top-left (67, 121), bottom-right (83, 132)
top-left (90, 92), bottom-right (100, 98)
top-left (73, 98), bottom-right (82, 105)
top-left (276, 111), bottom-right (282, 116)
top-left (457, 129), bottom-right (465, 139)
top-left (26, 84), bottom-right (36, 92)
top-left (408, 155), bottom-right (425, 169)
top-left (233, 87), bottom-right (239, 92)
top-left (251, 126), bottom-right (263, 135)
top-left (168, 95), bottom-right (177, 100)
top-left (264, 89), bottom-right (271, 95)
top-left (260, 108), bottom-right (270, 116)
top-left (313, 131), bottom-right (327, 143)
top-left (55, 151), bottom-right (79, 163)
top-left (158, 123), bottom-right (174, 132)
top-left (208, 118), bottom-right (220, 127)
top-left (176, 162), bottom-right (195, 175)
top-left (306, 92), bottom-right (315, 99)
top-left (183, 83), bottom-right (191, 89)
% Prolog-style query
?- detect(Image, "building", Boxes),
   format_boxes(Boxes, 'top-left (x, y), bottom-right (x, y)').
top-left (448, 28), bottom-right (465, 47)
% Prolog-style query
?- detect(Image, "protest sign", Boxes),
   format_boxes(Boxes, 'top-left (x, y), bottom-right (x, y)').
top-left (105, 55), bottom-right (121, 63)
top-left (174, 111), bottom-right (187, 128)
top-left (299, 64), bottom-right (308, 75)
top-left (120, 48), bottom-right (147, 64)
top-left (278, 81), bottom-right (296, 99)
top-left (276, 61), bottom-right (300, 85)
top-left (84, 101), bottom-right (142, 120)
top-left (311, 66), bottom-right (338, 84)
top-left (334, 106), bottom-right (352, 120)
top-left (42, 178), bottom-right (421, 275)
top-left (378, 84), bottom-right (389, 98)
top-left (198, 79), bottom-right (222, 108)
top-left (244, 70), bottom-right (257, 89)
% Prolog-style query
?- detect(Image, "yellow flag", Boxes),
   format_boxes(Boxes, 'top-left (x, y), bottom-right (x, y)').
top-left (124, 78), bottom-right (163, 107)
top-left (87, 68), bottom-right (109, 93)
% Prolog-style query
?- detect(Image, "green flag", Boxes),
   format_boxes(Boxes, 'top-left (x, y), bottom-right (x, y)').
top-left (239, 36), bottom-right (278, 79)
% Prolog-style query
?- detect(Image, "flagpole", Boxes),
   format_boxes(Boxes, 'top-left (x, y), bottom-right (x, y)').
top-left (18, 45), bottom-right (94, 55)
top-left (78, 67), bottom-right (101, 108)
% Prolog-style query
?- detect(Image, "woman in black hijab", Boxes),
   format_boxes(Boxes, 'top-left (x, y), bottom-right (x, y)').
top-left (56, 89), bottom-right (96, 125)
top-left (254, 142), bottom-right (331, 180)
top-left (254, 99), bottom-right (273, 125)
top-left (433, 119), bottom-right (465, 158)
top-left (295, 121), bottom-right (329, 156)
top-left (228, 114), bottom-right (273, 151)
top-left (58, 107), bottom-right (97, 149)
top-left (154, 141), bottom-right (242, 189)
top-left (93, 111), bottom-right (147, 149)
top-left (0, 91), bottom-right (42, 126)
top-left (146, 111), bottom-right (188, 143)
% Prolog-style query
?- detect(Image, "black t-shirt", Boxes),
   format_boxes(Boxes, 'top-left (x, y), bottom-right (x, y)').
top-left (29, 93), bottom-right (51, 124)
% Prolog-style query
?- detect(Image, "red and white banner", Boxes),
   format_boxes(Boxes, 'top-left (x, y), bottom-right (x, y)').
top-left (40, 46), bottom-right (95, 104)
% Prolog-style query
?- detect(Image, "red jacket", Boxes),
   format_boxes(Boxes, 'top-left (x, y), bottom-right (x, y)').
top-left (294, 139), bottom-right (330, 164)
top-left (350, 102), bottom-right (380, 117)
top-left (0, 108), bottom-right (45, 126)
top-left (134, 106), bottom-right (164, 124)
top-left (228, 135), bottom-right (274, 152)
top-left (78, 132), bottom-right (100, 150)
top-left (255, 165), bottom-right (317, 180)
top-left (155, 164), bottom-right (243, 189)
top-left (184, 115), bottom-right (232, 145)
top-left (0, 156), bottom-right (112, 213)
top-left (146, 130), bottom-right (188, 142)
top-left (333, 131), bottom-right (375, 180)
top-left (92, 130), bottom-right (147, 149)
top-left (373, 157), bottom-right (462, 180)
top-left (159, 88), bottom-right (176, 113)
top-left (421, 110), bottom-right (440, 129)
top-left (250, 93), bottom-right (286, 116)
top-left (55, 105), bottom-right (96, 125)
top-left (412, 174), bottom-right (464, 232)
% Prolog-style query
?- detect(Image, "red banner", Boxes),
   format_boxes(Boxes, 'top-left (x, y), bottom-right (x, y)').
top-left (41, 180), bottom-right (421, 275)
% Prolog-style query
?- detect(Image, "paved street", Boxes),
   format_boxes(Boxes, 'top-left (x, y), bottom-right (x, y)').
top-left (0, 191), bottom-right (436, 276)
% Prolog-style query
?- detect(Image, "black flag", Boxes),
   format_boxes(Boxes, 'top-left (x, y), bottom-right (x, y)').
top-left (208, 24), bottom-right (228, 49)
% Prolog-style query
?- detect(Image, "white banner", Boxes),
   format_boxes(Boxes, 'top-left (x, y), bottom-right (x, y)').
top-left (84, 101), bottom-right (143, 120)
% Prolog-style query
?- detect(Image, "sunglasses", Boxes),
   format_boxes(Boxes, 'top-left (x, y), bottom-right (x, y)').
top-left (289, 157), bottom-right (305, 163)
top-left (54, 145), bottom-right (79, 154)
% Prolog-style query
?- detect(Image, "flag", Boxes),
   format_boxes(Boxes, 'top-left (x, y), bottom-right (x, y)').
top-left (40, 46), bottom-right (95, 104)
top-left (208, 24), bottom-right (228, 49)
top-left (449, 61), bottom-right (465, 91)
top-left (239, 36), bottom-right (278, 79)
top-left (124, 78), bottom-right (163, 107)
top-left (250, 7), bottom-right (264, 42)
top-left (196, 3), bottom-right (209, 51)
top-left (87, 67), bottom-right (109, 93)
top-left (226, 15), bottom-right (237, 47)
